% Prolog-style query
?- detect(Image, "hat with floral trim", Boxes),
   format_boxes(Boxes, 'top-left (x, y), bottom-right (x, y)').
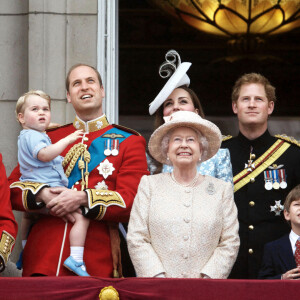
top-left (149, 110), bottom-right (222, 164)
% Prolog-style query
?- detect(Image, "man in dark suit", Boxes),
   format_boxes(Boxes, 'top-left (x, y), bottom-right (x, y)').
top-left (258, 185), bottom-right (300, 279)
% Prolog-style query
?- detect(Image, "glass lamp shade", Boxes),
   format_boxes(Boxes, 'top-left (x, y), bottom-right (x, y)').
top-left (149, 0), bottom-right (300, 37)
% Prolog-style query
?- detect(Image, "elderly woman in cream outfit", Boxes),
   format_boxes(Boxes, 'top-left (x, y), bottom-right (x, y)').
top-left (127, 111), bottom-right (239, 279)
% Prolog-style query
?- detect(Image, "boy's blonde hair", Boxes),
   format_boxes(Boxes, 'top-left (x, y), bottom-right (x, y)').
top-left (15, 90), bottom-right (51, 123)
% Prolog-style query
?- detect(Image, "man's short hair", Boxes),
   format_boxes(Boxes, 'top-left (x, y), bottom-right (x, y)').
top-left (65, 63), bottom-right (103, 92)
top-left (284, 185), bottom-right (300, 212)
top-left (231, 73), bottom-right (276, 104)
top-left (15, 90), bottom-right (51, 122)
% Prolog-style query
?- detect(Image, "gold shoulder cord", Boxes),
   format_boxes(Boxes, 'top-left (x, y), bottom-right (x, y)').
top-left (222, 135), bottom-right (233, 142)
top-left (62, 143), bottom-right (91, 190)
top-left (275, 134), bottom-right (300, 147)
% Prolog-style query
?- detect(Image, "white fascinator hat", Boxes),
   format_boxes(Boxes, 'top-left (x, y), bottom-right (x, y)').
top-left (149, 50), bottom-right (191, 115)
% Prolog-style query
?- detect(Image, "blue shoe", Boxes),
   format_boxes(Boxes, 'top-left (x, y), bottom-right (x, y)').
top-left (63, 256), bottom-right (90, 276)
top-left (16, 250), bottom-right (23, 270)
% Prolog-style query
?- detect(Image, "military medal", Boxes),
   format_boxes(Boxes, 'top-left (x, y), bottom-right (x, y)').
top-left (244, 147), bottom-right (255, 172)
top-left (104, 139), bottom-right (112, 156)
top-left (272, 170), bottom-right (280, 189)
top-left (95, 180), bottom-right (108, 190)
top-left (97, 159), bottom-right (115, 179)
top-left (270, 200), bottom-right (284, 216)
top-left (264, 171), bottom-right (273, 190)
top-left (279, 169), bottom-right (287, 189)
top-left (111, 139), bottom-right (119, 156)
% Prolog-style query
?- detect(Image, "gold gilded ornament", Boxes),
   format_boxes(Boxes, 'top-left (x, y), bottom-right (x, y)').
top-left (99, 286), bottom-right (119, 300)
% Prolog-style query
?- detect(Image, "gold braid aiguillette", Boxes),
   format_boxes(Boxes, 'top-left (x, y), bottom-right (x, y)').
top-left (84, 150), bottom-right (91, 188)
top-left (63, 143), bottom-right (91, 189)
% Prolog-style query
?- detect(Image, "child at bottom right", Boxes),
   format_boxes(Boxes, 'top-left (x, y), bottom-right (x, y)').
top-left (258, 184), bottom-right (300, 279)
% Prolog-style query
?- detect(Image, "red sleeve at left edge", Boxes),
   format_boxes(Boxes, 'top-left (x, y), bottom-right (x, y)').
top-left (0, 154), bottom-right (18, 240)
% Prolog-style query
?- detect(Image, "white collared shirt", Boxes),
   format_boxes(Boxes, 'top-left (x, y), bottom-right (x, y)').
top-left (289, 230), bottom-right (300, 254)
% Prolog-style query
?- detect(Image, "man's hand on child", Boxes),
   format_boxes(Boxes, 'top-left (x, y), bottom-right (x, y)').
top-left (46, 188), bottom-right (87, 218)
top-left (36, 187), bottom-right (66, 205)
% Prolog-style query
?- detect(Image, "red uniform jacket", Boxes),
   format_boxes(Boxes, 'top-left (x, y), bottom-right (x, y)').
top-left (0, 153), bottom-right (18, 271)
top-left (9, 116), bottom-right (149, 276)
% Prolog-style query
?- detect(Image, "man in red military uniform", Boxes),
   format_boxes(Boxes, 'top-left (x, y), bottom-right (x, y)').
top-left (0, 153), bottom-right (18, 274)
top-left (9, 63), bottom-right (149, 277)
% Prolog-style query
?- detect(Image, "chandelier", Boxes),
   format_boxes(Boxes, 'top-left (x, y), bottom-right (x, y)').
top-left (149, 0), bottom-right (300, 39)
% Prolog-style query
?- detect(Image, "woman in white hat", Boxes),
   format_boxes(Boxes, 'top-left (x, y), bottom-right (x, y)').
top-left (148, 50), bottom-right (232, 184)
top-left (127, 110), bottom-right (239, 278)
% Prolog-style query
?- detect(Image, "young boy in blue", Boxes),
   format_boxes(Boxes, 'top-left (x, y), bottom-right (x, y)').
top-left (15, 90), bottom-right (91, 276)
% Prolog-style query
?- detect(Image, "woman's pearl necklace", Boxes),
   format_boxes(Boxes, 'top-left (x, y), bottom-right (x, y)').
top-left (170, 172), bottom-right (199, 187)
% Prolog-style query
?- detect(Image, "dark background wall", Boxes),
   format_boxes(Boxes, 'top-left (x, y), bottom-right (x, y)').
top-left (119, 0), bottom-right (300, 118)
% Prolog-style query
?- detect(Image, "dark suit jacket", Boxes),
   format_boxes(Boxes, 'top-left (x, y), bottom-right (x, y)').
top-left (258, 234), bottom-right (296, 279)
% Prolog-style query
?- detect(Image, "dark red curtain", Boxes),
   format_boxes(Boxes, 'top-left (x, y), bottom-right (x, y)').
top-left (0, 277), bottom-right (299, 300)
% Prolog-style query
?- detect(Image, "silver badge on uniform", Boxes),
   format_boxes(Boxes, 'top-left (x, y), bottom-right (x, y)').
top-left (97, 159), bottom-right (115, 179)
top-left (270, 200), bottom-right (284, 216)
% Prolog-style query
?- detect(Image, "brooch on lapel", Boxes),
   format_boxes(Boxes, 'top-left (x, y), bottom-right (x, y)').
top-left (206, 182), bottom-right (215, 195)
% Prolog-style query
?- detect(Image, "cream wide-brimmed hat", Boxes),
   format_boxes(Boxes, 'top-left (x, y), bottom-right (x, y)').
top-left (148, 111), bottom-right (222, 165)
top-left (149, 50), bottom-right (191, 115)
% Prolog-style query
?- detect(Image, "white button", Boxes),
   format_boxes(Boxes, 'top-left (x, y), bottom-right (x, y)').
top-left (182, 272), bottom-right (188, 277)
top-left (184, 218), bottom-right (190, 223)
top-left (184, 189), bottom-right (191, 193)
top-left (183, 253), bottom-right (188, 259)
top-left (183, 235), bottom-right (189, 241)
top-left (184, 203), bottom-right (190, 207)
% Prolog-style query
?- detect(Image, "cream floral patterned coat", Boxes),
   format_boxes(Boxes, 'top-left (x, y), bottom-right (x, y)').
top-left (127, 173), bottom-right (239, 278)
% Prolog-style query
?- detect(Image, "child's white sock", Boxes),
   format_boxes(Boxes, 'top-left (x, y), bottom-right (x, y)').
top-left (70, 246), bottom-right (84, 262)
top-left (22, 240), bottom-right (27, 249)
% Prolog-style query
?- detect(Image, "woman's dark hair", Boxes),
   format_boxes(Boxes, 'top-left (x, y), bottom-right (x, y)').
top-left (151, 86), bottom-right (205, 174)
top-left (154, 85), bottom-right (205, 130)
